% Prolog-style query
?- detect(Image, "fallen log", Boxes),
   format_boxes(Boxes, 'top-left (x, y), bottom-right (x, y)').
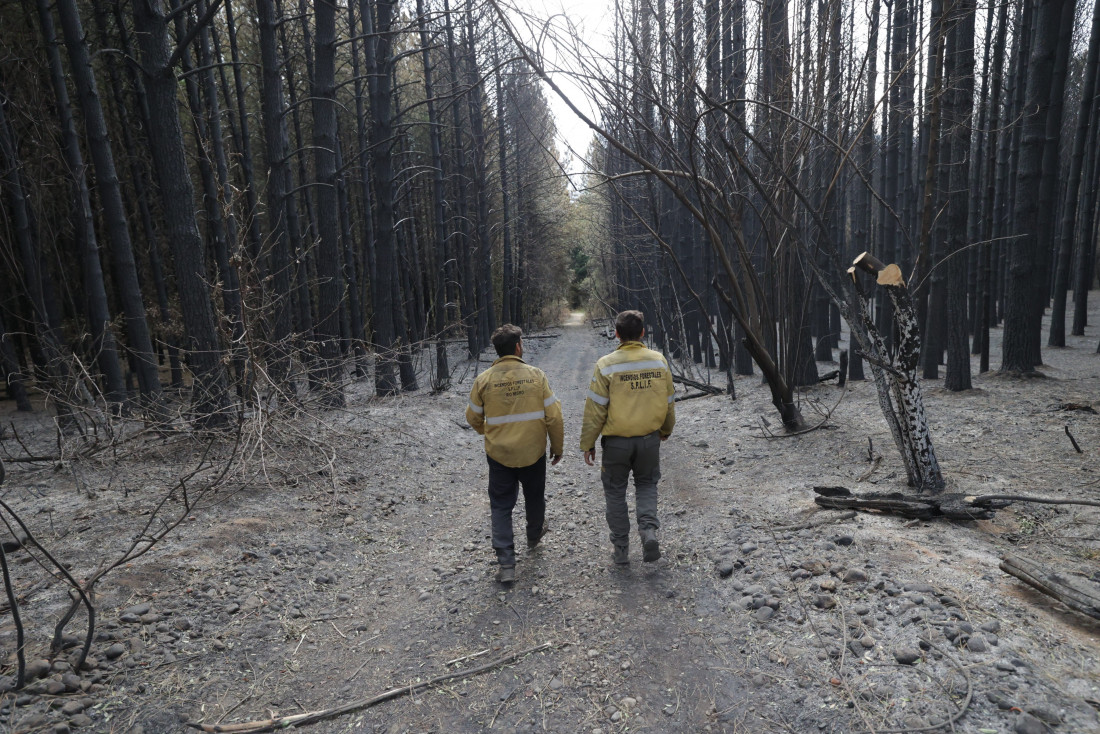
top-left (812, 486), bottom-right (1011, 521)
top-left (1000, 554), bottom-right (1100, 620)
top-left (672, 374), bottom-right (723, 395)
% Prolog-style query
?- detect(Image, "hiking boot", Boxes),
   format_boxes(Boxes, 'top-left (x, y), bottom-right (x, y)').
top-left (498, 565), bottom-right (516, 583)
top-left (641, 529), bottom-right (661, 563)
top-left (612, 545), bottom-right (629, 565)
top-left (527, 523), bottom-right (549, 549)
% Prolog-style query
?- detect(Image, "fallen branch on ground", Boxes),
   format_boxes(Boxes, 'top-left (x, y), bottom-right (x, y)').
top-left (674, 391), bottom-right (716, 402)
top-left (672, 374), bottom-right (723, 394)
top-left (767, 510), bottom-right (858, 532)
top-left (1065, 425), bottom-right (1083, 453)
top-left (1000, 554), bottom-right (1100, 620)
top-left (857, 456), bottom-right (882, 482)
top-left (187, 642), bottom-right (553, 733)
top-left (968, 493), bottom-right (1100, 509)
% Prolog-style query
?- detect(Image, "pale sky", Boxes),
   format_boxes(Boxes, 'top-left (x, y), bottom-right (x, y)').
top-left (499, 0), bottom-right (615, 185)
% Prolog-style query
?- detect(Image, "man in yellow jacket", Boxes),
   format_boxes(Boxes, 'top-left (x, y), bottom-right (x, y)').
top-left (580, 310), bottom-right (675, 565)
top-left (467, 324), bottom-right (564, 583)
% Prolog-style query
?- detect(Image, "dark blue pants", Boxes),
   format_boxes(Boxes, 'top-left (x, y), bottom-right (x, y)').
top-left (487, 455), bottom-right (546, 566)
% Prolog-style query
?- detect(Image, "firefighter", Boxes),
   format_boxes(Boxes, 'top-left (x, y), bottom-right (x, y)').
top-left (467, 324), bottom-right (564, 583)
top-left (580, 310), bottom-right (675, 565)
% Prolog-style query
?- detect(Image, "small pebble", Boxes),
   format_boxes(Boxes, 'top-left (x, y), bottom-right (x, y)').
top-left (893, 648), bottom-right (921, 665)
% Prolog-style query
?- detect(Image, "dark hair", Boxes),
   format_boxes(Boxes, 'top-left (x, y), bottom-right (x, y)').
top-left (615, 310), bottom-right (644, 341)
top-left (492, 324), bottom-right (523, 357)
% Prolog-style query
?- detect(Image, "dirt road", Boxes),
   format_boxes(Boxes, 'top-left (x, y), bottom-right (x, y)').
top-left (3, 314), bottom-right (1098, 733)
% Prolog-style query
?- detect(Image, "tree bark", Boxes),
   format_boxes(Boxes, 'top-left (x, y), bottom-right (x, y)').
top-left (942, 0), bottom-right (974, 391)
top-left (310, 0), bottom-right (347, 407)
top-left (56, 0), bottom-right (164, 413)
top-left (1049, 0), bottom-right (1099, 345)
top-left (255, 0), bottom-right (296, 392)
top-left (1002, 0), bottom-right (1069, 373)
top-left (132, 0), bottom-right (232, 427)
top-left (38, 0), bottom-right (128, 409)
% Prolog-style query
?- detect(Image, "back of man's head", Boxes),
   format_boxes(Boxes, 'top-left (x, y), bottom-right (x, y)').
top-left (615, 310), bottom-right (644, 341)
top-left (492, 324), bottom-right (523, 357)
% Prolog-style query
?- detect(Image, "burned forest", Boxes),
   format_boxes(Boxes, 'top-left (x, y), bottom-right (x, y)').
top-left (0, 0), bottom-right (1099, 731)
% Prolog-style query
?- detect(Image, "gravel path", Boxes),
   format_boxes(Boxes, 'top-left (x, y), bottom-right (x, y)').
top-left (2, 313), bottom-right (1098, 733)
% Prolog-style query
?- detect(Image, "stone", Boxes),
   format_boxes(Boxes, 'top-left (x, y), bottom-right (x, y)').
top-left (741, 542), bottom-right (758, 554)
top-left (46, 679), bottom-right (66, 695)
top-left (813, 595), bottom-right (836, 610)
top-left (173, 618), bottom-right (193, 632)
top-left (966, 636), bottom-right (989, 653)
top-left (980, 620), bottom-right (1001, 634)
top-left (122, 603), bottom-right (151, 617)
top-left (835, 535), bottom-right (854, 547)
top-left (69, 714), bottom-right (93, 728)
top-left (716, 560), bottom-right (736, 578)
top-left (25, 660), bottom-right (51, 680)
top-left (1012, 713), bottom-right (1048, 734)
top-left (859, 636), bottom-right (875, 649)
top-left (60, 701), bottom-right (85, 716)
top-left (995, 660), bottom-right (1017, 673)
top-left (61, 673), bottom-right (80, 692)
top-left (987, 690), bottom-right (1015, 710)
top-left (754, 606), bottom-right (775, 622)
top-left (549, 677), bottom-right (564, 690)
top-left (53, 724), bottom-right (71, 734)
top-left (843, 569), bottom-right (869, 583)
top-left (800, 560), bottom-right (827, 576)
top-left (1025, 705), bottom-right (1061, 726)
top-left (893, 648), bottom-right (921, 665)
top-left (819, 579), bottom-right (837, 592)
top-left (17, 715), bottom-right (47, 730)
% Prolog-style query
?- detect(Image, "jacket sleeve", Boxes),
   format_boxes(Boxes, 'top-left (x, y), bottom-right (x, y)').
top-left (660, 362), bottom-right (676, 436)
top-left (579, 363), bottom-right (609, 451)
top-left (466, 380), bottom-right (485, 435)
top-left (542, 374), bottom-right (564, 456)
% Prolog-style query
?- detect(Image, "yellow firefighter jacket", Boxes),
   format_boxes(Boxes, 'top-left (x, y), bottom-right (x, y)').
top-left (579, 341), bottom-right (676, 451)
top-left (466, 355), bottom-right (564, 468)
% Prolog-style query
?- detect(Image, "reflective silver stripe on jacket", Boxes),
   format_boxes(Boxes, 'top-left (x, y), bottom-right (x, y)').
top-left (544, 394), bottom-right (559, 407)
top-left (485, 410), bottom-right (545, 425)
top-left (600, 359), bottom-right (667, 376)
top-left (468, 401), bottom-right (484, 414)
top-left (667, 395), bottom-right (675, 403)
top-left (587, 389), bottom-right (610, 406)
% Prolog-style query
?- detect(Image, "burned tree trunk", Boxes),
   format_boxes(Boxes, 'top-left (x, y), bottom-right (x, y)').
top-left (851, 252), bottom-right (945, 492)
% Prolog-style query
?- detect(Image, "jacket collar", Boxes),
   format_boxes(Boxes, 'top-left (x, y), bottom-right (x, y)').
top-left (617, 341), bottom-right (645, 351)
top-left (492, 354), bottom-right (526, 366)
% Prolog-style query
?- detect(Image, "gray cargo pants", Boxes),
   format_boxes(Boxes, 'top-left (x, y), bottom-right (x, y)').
top-left (600, 431), bottom-right (662, 547)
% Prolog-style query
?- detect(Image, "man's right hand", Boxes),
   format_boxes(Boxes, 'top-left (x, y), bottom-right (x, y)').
top-left (583, 449), bottom-right (596, 466)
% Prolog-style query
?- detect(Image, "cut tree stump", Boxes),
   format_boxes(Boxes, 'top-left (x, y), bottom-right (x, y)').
top-left (812, 486), bottom-right (1011, 521)
top-left (1000, 554), bottom-right (1100, 620)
